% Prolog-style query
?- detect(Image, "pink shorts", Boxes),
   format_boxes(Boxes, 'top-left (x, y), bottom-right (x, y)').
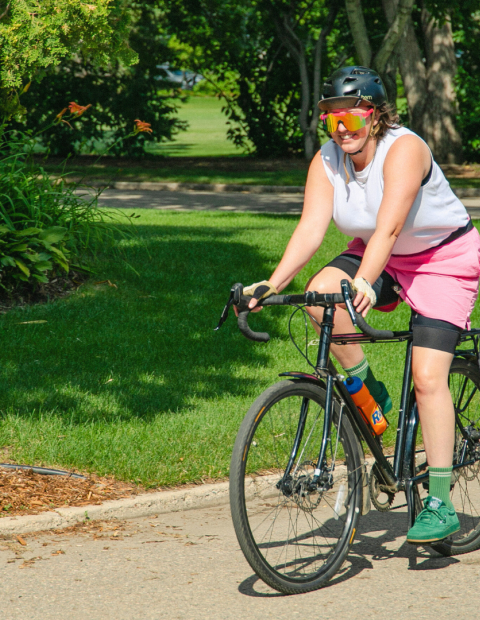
top-left (343, 227), bottom-right (480, 329)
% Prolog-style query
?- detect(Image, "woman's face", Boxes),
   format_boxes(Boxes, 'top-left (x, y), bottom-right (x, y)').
top-left (328, 105), bottom-right (377, 154)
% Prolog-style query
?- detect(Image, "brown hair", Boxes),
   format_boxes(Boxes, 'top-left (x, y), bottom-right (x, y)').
top-left (374, 102), bottom-right (401, 140)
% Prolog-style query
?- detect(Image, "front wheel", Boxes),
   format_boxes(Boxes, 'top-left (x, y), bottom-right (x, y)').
top-left (229, 380), bottom-right (363, 594)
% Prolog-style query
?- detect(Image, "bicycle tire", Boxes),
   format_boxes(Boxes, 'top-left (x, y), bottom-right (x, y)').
top-left (430, 359), bottom-right (480, 556)
top-left (229, 380), bottom-right (363, 594)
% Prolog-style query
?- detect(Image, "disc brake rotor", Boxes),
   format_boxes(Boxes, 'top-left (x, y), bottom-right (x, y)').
top-left (292, 461), bottom-right (323, 513)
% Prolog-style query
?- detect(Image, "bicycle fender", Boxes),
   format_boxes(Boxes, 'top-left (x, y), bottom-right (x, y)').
top-left (278, 372), bottom-right (326, 389)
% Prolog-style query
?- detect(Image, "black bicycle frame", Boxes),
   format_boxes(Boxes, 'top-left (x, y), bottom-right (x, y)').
top-left (284, 304), bottom-right (480, 523)
top-left (282, 304), bottom-right (451, 505)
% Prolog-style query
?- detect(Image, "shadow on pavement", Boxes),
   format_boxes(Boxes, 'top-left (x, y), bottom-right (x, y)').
top-left (237, 506), bottom-right (461, 597)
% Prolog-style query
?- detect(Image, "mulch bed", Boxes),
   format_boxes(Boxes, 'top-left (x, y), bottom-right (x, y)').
top-left (0, 271), bottom-right (88, 313)
top-left (0, 465), bottom-right (225, 519)
top-left (0, 467), bottom-right (145, 518)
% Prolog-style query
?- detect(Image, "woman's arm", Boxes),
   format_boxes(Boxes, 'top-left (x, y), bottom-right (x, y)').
top-left (354, 134), bottom-right (431, 314)
top-left (268, 150), bottom-right (334, 292)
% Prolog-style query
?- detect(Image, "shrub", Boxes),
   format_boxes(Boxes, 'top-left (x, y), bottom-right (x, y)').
top-left (0, 225), bottom-right (70, 287)
top-left (0, 111), bottom-right (137, 292)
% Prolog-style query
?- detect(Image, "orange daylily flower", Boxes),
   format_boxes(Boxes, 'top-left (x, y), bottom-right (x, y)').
top-left (68, 102), bottom-right (92, 117)
top-left (55, 107), bottom-right (68, 120)
top-left (134, 119), bottom-right (153, 134)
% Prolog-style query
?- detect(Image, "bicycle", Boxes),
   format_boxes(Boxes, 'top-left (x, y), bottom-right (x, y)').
top-left (215, 280), bottom-right (480, 594)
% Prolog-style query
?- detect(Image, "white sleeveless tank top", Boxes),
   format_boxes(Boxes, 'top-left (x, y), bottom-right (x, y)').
top-left (321, 127), bottom-right (468, 255)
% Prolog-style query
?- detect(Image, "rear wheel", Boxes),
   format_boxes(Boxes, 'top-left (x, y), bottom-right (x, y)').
top-left (431, 359), bottom-right (480, 555)
top-left (229, 380), bottom-right (363, 594)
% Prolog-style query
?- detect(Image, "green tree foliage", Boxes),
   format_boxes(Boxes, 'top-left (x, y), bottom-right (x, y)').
top-left (0, 0), bottom-right (136, 118)
top-left (449, 4), bottom-right (480, 162)
top-left (12, 2), bottom-right (186, 157)
top-left (167, 0), bottom-right (354, 158)
top-left (167, 0), bottom-right (304, 157)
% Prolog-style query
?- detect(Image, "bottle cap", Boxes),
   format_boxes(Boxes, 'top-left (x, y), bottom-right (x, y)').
top-left (343, 376), bottom-right (363, 395)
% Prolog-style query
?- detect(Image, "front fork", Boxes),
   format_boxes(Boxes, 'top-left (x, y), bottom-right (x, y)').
top-left (277, 306), bottom-right (337, 496)
top-left (277, 374), bottom-right (336, 496)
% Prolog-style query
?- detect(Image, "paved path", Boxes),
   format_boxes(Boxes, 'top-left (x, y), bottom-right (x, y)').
top-left (97, 189), bottom-right (304, 214)
top-left (96, 188), bottom-right (480, 217)
top-left (2, 500), bottom-right (480, 620)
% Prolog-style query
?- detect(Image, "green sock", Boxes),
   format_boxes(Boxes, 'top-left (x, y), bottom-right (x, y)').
top-left (344, 357), bottom-right (385, 404)
top-left (429, 467), bottom-right (453, 508)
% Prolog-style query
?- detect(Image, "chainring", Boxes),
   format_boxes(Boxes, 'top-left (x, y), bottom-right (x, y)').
top-left (369, 464), bottom-right (395, 512)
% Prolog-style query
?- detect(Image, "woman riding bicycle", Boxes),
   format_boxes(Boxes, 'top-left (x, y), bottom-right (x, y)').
top-left (244, 66), bottom-right (480, 544)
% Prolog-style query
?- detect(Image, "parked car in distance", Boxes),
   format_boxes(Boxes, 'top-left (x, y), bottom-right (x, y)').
top-left (156, 63), bottom-right (204, 90)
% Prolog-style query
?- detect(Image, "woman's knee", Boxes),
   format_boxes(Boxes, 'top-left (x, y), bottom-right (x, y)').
top-left (305, 267), bottom-right (351, 294)
top-left (413, 365), bottom-right (448, 396)
top-left (412, 348), bottom-right (453, 397)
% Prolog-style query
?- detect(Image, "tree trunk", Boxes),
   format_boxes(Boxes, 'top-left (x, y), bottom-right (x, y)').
top-left (373, 0), bottom-right (415, 75)
top-left (345, 0), bottom-right (371, 66)
top-left (304, 130), bottom-right (316, 161)
top-left (272, 1), bottom-right (338, 160)
top-left (420, 8), bottom-right (463, 163)
top-left (380, 0), bottom-right (462, 163)
top-left (393, 5), bottom-right (463, 163)
top-left (384, 3), bottom-right (427, 133)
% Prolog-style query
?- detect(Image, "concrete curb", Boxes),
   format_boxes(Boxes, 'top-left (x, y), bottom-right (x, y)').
top-left (101, 181), bottom-right (306, 194)
top-left (86, 179), bottom-right (480, 198)
top-left (0, 480), bottom-right (230, 537)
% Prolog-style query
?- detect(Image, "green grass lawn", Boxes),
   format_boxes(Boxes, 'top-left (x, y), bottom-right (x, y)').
top-left (52, 160), bottom-right (309, 186)
top-left (1, 213), bottom-right (479, 489)
top-left (148, 96), bottom-right (250, 158)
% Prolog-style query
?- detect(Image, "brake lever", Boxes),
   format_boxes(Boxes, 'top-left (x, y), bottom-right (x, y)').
top-left (214, 283), bottom-right (244, 331)
top-left (340, 279), bottom-right (357, 327)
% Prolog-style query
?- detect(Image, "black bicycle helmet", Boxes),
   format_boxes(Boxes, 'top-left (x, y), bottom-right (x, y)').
top-left (318, 66), bottom-right (387, 111)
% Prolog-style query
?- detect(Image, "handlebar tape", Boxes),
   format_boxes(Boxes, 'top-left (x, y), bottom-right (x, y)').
top-left (237, 306), bottom-right (270, 343)
top-left (353, 310), bottom-right (395, 339)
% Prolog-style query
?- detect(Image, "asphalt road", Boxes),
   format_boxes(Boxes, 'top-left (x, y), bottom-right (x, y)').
top-left (95, 188), bottom-right (480, 218)
top-left (2, 500), bottom-right (480, 620)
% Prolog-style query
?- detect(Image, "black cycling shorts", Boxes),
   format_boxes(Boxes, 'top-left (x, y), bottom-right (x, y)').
top-left (324, 253), bottom-right (462, 354)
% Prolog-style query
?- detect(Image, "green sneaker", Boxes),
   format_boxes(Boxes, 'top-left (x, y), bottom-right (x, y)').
top-left (407, 496), bottom-right (460, 544)
top-left (377, 381), bottom-right (392, 415)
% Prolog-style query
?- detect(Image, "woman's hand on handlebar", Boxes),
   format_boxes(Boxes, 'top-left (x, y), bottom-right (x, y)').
top-left (233, 280), bottom-right (278, 316)
top-left (351, 277), bottom-right (377, 318)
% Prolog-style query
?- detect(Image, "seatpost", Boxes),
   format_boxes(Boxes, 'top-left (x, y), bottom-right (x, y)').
top-left (316, 305), bottom-right (335, 375)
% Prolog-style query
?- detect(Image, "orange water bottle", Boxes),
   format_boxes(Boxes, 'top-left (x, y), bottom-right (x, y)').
top-left (344, 376), bottom-right (388, 435)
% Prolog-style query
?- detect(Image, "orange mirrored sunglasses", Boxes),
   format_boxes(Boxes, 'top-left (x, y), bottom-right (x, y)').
top-left (320, 108), bottom-right (374, 133)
